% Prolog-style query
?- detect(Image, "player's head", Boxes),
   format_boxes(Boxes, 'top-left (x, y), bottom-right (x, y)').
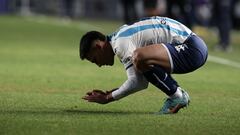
top-left (80, 31), bottom-right (106, 59)
top-left (79, 31), bottom-right (114, 67)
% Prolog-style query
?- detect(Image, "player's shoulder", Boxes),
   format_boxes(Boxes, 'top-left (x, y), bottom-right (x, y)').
top-left (111, 37), bottom-right (130, 54)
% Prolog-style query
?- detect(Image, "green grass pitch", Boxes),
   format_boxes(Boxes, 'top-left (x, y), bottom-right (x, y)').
top-left (0, 15), bottom-right (240, 135)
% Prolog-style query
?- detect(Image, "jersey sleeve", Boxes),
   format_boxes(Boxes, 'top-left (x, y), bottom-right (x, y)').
top-left (111, 66), bottom-right (149, 100)
top-left (113, 38), bottom-right (136, 70)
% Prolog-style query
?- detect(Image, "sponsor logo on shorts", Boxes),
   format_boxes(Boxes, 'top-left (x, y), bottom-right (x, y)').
top-left (175, 44), bottom-right (187, 53)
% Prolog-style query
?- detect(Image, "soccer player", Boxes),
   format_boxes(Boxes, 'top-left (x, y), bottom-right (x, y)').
top-left (79, 16), bottom-right (208, 114)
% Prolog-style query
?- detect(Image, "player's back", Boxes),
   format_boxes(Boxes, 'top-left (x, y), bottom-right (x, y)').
top-left (109, 16), bottom-right (193, 68)
top-left (113, 16), bottom-right (192, 48)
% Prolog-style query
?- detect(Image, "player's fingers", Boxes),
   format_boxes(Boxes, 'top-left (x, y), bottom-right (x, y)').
top-left (86, 97), bottom-right (98, 102)
top-left (92, 90), bottom-right (105, 94)
top-left (82, 95), bottom-right (95, 100)
top-left (82, 95), bottom-right (97, 101)
top-left (86, 91), bottom-right (93, 95)
top-left (82, 96), bottom-right (89, 100)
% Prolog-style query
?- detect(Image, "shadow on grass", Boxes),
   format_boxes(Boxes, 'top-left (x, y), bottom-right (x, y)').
top-left (64, 109), bottom-right (152, 115)
top-left (0, 109), bottom-right (153, 116)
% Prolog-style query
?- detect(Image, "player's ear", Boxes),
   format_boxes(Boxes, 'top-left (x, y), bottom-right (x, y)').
top-left (91, 40), bottom-right (100, 49)
top-left (95, 43), bottom-right (102, 50)
top-left (95, 40), bottom-right (104, 49)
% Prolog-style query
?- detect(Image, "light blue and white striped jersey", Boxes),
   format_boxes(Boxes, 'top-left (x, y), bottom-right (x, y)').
top-left (108, 16), bottom-right (193, 69)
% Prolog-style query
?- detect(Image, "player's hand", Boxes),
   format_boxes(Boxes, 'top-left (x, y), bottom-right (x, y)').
top-left (106, 88), bottom-right (118, 94)
top-left (82, 89), bottom-right (114, 104)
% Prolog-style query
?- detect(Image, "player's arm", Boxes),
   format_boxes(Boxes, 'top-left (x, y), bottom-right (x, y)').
top-left (111, 65), bottom-right (149, 100)
top-left (82, 65), bottom-right (149, 104)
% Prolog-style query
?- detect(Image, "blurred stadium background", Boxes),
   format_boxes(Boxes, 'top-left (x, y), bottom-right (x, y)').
top-left (0, 0), bottom-right (240, 28)
top-left (1, 0), bottom-right (240, 135)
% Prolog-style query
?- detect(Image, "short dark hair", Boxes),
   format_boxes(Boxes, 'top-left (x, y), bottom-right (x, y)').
top-left (79, 31), bottom-right (106, 60)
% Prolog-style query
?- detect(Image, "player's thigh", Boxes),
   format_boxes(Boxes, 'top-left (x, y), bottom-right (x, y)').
top-left (133, 44), bottom-right (171, 72)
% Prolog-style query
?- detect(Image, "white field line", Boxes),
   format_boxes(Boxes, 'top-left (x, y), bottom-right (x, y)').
top-left (208, 55), bottom-right (240, 68)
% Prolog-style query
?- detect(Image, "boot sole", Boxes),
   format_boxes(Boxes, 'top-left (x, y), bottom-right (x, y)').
top-left (169, 101), bottom-right (190, 114)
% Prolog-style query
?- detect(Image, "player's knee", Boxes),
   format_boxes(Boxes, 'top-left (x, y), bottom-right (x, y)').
top-left (132, 50), bottom-right (147, 72)
top-left (133, 50), bottom-right (142, 65)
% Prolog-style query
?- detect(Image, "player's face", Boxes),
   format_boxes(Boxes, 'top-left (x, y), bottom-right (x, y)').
top-left (86, 40), bottom-right (113, 67)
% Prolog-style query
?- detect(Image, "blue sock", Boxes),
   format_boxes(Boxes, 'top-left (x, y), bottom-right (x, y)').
top-left (143, 65), bottom-right (179, 96)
